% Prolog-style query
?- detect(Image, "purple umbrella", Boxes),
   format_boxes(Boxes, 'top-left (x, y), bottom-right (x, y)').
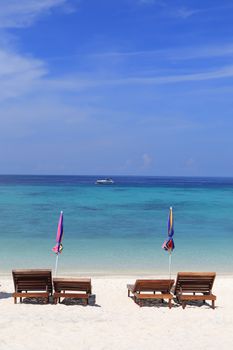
top-left (52, 211), bottom-right (64, 275)
top-left (162, 207), bottom-right (175, 278)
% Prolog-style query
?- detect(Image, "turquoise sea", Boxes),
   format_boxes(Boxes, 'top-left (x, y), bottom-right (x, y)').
top-left (0, 175), bottom-right (232, 275)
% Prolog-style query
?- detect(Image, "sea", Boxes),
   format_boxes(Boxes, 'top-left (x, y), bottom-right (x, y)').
top-left (0, 175), bottom-right (232, 276)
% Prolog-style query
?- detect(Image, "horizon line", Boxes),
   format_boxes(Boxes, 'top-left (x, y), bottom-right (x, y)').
top-left (0, 174), bottom-right (233, 179)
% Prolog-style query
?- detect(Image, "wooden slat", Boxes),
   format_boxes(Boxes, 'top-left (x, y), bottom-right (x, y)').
top-left (13, 292), bottom-right (49, 298)
top-left (174, 272), bottom-right (217, 309)
top-left (12, 292), bottom-right (49, 304)
top-left (127, 279), bottom-right (174, 308)
top-left (179, 294), bottom-right (216, 301)
top-left (53, 278), bottom-right (92, 305)
top-left (53, 278), bottom-right (92, 294)
top-left (12, 269), bottom-right (53, 303)
top-left (54, 292), bottom-right (89, 299)
top-left (134, 279), bottom-right (175, 293)
top-left (174, 272), bottom-right (216, 295)
top-left (136, 293), bottom-right (173, 300)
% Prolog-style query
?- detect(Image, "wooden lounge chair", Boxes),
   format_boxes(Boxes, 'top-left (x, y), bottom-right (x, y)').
top-left (127, 279), bottom-right (175, 308)
top-left (12, 269), bottom-right (53, 304)
top-left (174, 272), bottom-right (216, 309)
top-left (53, 278), bottom-right (92, 305)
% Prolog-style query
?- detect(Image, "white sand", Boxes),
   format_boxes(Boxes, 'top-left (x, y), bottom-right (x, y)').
top-left (0, 275), bottom-right (232, 350)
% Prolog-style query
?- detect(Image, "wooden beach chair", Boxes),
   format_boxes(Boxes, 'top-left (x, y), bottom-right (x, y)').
top-left (12, 269), bottom-right (53, 304)
top-left (127, 279), bottom-right (174, 308)
top-left (53, 278), bottom-right (92, 305)
top-left (174, 272), bottom-right (216, 309)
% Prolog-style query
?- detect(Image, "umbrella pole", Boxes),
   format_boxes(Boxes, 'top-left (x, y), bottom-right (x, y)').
top-left (55, 254), bottom-right (59, 276)
top-left (169, 251), bottom-right (172, 279)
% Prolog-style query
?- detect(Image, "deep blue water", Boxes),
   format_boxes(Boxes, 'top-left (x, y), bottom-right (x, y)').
top-left (0, 175), bottom-right (232, 275)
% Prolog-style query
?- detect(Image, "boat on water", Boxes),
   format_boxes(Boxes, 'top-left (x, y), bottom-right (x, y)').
top-left (95, 178), bottom-right (114, 185)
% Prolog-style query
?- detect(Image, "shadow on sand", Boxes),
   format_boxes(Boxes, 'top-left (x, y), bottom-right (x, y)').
top-left (0, 292), bottom-right (12, 300)
top-left (58, 294), bottom-right (101, 307)
top-left (129, 296), bottom-right (179, 308)
top-left (19, 294), bottom-right (100, 307)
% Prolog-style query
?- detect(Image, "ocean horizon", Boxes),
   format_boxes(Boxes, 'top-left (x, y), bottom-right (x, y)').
top-left (0, 175), bottom-right (232, 276)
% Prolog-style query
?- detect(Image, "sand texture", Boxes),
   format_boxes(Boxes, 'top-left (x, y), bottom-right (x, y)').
top-left (0, 275), bottom-right (232, 350)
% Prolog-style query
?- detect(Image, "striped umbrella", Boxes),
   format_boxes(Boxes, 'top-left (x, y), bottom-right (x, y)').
top-left (52, 211), bottom-right (64, 275)
top-left (162, 207), bottom-right (175, 278)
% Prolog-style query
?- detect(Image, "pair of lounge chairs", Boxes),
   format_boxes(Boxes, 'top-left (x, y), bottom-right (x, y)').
top-left (12, 270), bottom-right (217, 309)
top-left (12, 269), bottom-right (92, 305)
top-left (127, 272), bottom-right (216, 309)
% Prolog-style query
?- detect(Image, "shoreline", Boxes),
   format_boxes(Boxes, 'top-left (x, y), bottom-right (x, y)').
top-left (1, 271), bottom-right (233, 279)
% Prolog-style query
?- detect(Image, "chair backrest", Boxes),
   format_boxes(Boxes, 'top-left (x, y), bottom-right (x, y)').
top-left (12, 269), bottom-right (53, 293)
top-left (133, 279), bottom-right (175, 293)
top-left (174, 272), bottom-right (216, 295)
top-left (53, 278), bottom-right (92, 293)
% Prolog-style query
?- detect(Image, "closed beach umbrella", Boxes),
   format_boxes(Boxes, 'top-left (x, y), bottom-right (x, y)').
top-left (162, 207), bottom-right (175, 278)
top-left (52, 211), bottom-right (64, 275)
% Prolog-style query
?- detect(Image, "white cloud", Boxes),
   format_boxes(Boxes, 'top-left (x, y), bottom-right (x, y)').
top-left (0, 50), bottom-right (45, 76)
top-left (44, 64), bottom-right (233, 93)
top-left (0, 49), bottom-right (47, 100)
top-left (0, 1), bottom-right (232, 101)
top-left (0, 0), bottom-right (73, 100)
top-left (1, 51), bottom-right (233, 103)
top-left (138, 1), bottom-right (200, 19)
top-left (171, 44), bottom-right (233, 60)
top-left (0, 0), bottom-right (68, 28)
top-left (89, 43), bottom-right (233, 61)
top-left (174, 7), bottom-right (200, 19)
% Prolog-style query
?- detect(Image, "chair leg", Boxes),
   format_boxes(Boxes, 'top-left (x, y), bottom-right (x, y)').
top-left (169, 299), bottom-right (172, 309)
top-left (14, 297), bottom-right (17, 304)
top-left (128, 290), bottom-right (130, 297)
top-left (212, 300), bottom-right (215, 309)
top-left (182, 301), bottom-right (186, 309)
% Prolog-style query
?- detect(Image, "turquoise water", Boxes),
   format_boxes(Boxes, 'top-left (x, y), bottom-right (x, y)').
top-left (0, 176), bottom-right (232, 275)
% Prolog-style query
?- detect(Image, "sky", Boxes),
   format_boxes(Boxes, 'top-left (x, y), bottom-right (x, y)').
top-left (0, 0), bottom-right (233, 176)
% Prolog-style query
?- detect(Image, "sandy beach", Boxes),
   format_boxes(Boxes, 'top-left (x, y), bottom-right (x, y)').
top-left (0, 274), bottom-right (232, 350)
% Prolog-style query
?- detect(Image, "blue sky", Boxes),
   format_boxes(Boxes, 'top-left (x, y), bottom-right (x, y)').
top-left (0, 0), bottom-right (233, 176)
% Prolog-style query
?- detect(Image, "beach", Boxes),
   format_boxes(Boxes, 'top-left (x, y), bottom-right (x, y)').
top-left (0, 274), bottom-right (232, 350)
top-left (1, 0), bottom-right (233, 348)
top-left (0, 176), bottom-right (233, 348)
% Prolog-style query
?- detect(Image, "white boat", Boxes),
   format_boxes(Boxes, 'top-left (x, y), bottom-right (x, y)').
top-left (95, 178), bottom-right (114, 185)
